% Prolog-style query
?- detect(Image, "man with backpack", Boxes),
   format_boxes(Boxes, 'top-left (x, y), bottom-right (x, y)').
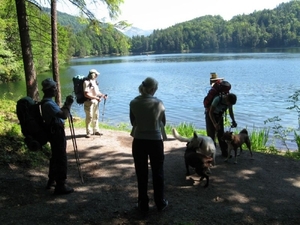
top-left (205, 93), bottom-right (237, 158)
top-left (41, 78), bottom-right (74, 195)
top-left (83, 69), bottom-right (107, 138)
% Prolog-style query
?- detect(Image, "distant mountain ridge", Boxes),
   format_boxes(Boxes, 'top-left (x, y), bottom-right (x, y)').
top-left (121, 27), bottom-right (153, 37)
top-left (50, 8), bottom-right (153, 37)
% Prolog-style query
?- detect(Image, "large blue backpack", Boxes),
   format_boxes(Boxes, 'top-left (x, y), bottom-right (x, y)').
top-left (72, 75), bottom-right (90, 104)
top-left (16, 97), bottom-right (49, 151)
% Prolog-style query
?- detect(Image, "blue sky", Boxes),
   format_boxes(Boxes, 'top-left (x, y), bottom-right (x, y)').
top-left (57, 0), bottom-right (291, 30)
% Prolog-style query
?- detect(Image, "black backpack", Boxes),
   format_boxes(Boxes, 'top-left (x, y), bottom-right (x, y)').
top-left (16, 97), bottom-right (49, 151)
top-left (72, 75), bottom-right (90, 104)
top-left (203, 80), bottom-right (231, 109)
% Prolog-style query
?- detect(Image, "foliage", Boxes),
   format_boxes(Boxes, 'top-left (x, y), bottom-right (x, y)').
top-left (166, 122), bottom-right (202, 138)
top-left (248, 127), bottom-right (269, 151)
top-left (0, 1), bottom-right (23, 82)
top-left (293, 130), bottom-right (300, 151)
top-left (130, 1), bottom-right (300, 53)
top-left (0, 0), bottom-right (73, 83)
top-left (264, 116), bottom-right (293, 151)
top-left (286, 89), bottom-right (300, 130)
top-left (67, 22), bottom-right (130, 57)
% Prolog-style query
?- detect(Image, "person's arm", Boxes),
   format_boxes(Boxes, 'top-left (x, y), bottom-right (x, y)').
top-left (208, 106), bottom-right (219, 130)
top-left (84, 90), bottom-right (102, 101)
top-left (129, 110), bottom-right (135, 126)
top-left (161, 113), bottom-right (166, 126)
top-left (57, 95), bottom-right (74, 119)
top-left (83, 81), bottom-right (102, 101)
top-left (229, 106), bottom-right (237, 127)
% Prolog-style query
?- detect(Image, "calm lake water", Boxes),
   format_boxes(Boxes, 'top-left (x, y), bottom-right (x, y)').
top-left (2, 50), bottom-right (300, 150)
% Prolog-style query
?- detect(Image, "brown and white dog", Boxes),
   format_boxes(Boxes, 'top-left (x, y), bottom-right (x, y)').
top-left (184, 146), bottom-right (213, 188)
top-left (222, 128), bottom-right (253, 164)
top-left (172, 128), bottom-right (216, 166)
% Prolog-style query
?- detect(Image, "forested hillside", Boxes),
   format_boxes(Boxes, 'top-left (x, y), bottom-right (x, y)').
top-left (130, 0), bottom-right (300, 53)
top-left (1, 0), bottom-right (299, 83)
top-left (43, 8), bottom-right (131, 57)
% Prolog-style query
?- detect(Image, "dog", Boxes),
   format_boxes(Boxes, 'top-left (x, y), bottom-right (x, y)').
top-left (222, 128), bottom-right (253, 164)
top-left (184, 146), bottom-right (213, 188)
top-left (172, 128), bottom-right (216, 166)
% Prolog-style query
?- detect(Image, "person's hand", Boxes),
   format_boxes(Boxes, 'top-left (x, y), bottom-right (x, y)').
top-left (103, 94), bottom-right (108, 99)
top-left (231, 121), bottom-right (237, 128)
top-left (65, 95), bottom-right (74, 104)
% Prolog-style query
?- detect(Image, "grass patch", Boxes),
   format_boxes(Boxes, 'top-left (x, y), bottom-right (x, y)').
top-left (1, 98), bottom-right (299, 169)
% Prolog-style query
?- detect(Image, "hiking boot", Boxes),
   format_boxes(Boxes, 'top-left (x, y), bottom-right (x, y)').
top-left (46, 179), bottom-right (55, 189)
top-left (157, 199), bottom-right (168, 212)
top-left (94, 131), bottom-right (103, 136)
top-left (85, 134), bottom-right (91, 138)
top-left (54, 184), bottom-right (74, 195)
top-left (137, 201), bottom-right (149, 213)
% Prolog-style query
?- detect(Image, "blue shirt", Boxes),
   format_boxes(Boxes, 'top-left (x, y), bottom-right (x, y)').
top-left (41, 98), bottom-right (64, 125)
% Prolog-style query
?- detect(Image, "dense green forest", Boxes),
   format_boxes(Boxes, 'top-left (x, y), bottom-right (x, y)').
top-left (1, 0), bottom-right (300, 83)
top-left (0, 1), bottom-right (71, 82)
top-left (50, 9), bottom-right (130, 57)
top-left (0, 0), bottom-right (130, 83)
top-left (131, 0), bottom-right (300, 53)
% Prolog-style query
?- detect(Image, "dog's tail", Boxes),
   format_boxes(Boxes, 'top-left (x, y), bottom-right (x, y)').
top-left (239, 128), bottom-right (248, 135)
top-left (172, 128), bottom-right (191, 142)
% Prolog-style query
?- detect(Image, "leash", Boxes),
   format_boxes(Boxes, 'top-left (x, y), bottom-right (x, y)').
top-left (68, 114), bottom-right (84, 184)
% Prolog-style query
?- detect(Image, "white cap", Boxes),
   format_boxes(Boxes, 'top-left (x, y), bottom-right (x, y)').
top-left (89, 69), bottom-right (100, 75)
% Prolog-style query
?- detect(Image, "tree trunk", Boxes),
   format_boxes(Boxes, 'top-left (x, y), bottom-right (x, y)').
top-left (15, 0), bottom-right (39, 100)
top-left (51, 0), bottom-right (61, 105)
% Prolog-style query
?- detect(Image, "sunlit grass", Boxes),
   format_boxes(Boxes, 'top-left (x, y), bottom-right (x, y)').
top-left (248, 127), bottom-right (269, 151)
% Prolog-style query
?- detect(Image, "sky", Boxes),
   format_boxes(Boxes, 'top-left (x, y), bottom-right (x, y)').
top-left (57, 0), bottom-right (291, 30)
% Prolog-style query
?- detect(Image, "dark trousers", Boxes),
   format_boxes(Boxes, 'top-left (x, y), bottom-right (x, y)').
top-left (132, 138), bottom-right (165, 207)
top-left (205, 112), bottom-right (228, 155)
top-left (48, 124), bottom-right (67, 184)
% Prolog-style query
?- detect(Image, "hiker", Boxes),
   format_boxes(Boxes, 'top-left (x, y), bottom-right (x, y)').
top-left (205, 93), bottom-right (237, 157)
top-left (41, 78), bottom-right (74, 195)
top-left (83, 69), bottom-right (107, 138)
top-left (129, 77), bottom-right (168, 213)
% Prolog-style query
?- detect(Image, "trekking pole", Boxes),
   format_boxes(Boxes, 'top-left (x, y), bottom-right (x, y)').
top-left (68, 114), bottom-right (84, 184)
top-left (102, 94), bottom-right (107, 122)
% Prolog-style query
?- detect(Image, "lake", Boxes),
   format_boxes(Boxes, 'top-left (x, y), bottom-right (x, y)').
top-left (1, 50), bottom-right (300, 150)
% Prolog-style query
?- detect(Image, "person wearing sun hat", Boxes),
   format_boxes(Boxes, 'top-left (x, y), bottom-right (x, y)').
top-left (41, 78), bottom-right (75, 195)
top-left (83, 69), bottom-right (107, 138)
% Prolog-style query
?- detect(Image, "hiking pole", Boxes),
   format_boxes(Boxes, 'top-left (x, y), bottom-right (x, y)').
top-left (68, 114), bottom-right (84, 184)
top-left (102, 94), bottom-right (107, 122)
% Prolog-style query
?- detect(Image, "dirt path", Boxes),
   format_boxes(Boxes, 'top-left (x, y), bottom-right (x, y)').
top-left (1, 128), bottom-right (300, 225)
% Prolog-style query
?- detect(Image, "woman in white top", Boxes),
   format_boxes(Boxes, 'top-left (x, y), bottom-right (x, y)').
top-left (83, 69), bottom-right (107, 138)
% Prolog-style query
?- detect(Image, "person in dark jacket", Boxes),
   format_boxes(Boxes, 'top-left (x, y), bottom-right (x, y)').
top-left (41, 78), bottom-right (74, 195)
top-left (129, 77), bottom-right (168, 213)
